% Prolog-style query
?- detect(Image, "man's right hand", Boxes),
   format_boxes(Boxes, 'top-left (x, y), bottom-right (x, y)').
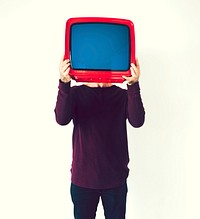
top-left (59, 58), bottom-right (71, 83)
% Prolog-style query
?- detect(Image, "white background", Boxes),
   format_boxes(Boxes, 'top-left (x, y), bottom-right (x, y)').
top-left (0, 0), bottom-right (200, 218)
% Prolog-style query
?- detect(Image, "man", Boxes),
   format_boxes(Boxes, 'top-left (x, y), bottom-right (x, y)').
top-left (54, 57), bottom-right (145, 219)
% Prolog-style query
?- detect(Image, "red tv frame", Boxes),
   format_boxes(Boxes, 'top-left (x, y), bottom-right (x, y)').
top-left (64, 17), bottom-right (135, 83)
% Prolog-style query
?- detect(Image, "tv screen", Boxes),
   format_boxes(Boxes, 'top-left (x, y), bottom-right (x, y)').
top-left (65, 17), bottom-right (135, 83)
top-left (71, 23), bottom-right (130, 71)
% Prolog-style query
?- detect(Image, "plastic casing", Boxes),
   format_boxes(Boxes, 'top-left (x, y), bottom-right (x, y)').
top-left (64, 17), bottom-right (135, 83)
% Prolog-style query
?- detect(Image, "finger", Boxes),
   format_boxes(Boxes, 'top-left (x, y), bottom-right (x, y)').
top-left (62, 63), bottom-right (71, 73)
top-left (61, 60), bottom-right (70, 68)
top-left (60, 54), bottom-right (70, 62)
top-left (135, 58), bottom-right (140, 73)
top-left (122, 76), bottom-right (132, 83)
top-left (62, 59), bottom-right (70, 67)
top-left (60, 58), bottom-right (70, 67)
top-left (63, 68), bottom-right (70, 78)
top-left (122, 75), bottom-right (128, 80)
top-left (64, 59), bottom-right (70, 63)
top-left (131, 63), bottom-right (140, 78)
top-left (130, 66), bottom-right (137, 77)
top-left (135, 57), bottom-right (139, 66)
top-left (60, 64), bottom-right (70, 76)
top-left (130, 63), bottom-right (138, 76)
top-left (131, 63), bottom-right (137, 71)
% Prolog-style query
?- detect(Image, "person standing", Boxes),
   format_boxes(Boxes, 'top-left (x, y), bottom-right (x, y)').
top-left (54, 57), bottom-right (145, 219)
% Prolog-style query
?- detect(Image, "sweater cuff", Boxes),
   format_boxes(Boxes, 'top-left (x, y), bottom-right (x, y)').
top-left (127, 81), bottom-right (140, 93)
top-left (58, 79), bottom-right (71, 92)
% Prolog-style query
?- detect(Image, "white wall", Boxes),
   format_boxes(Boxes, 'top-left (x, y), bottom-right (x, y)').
top-left (0, 0), bottom-right (199, 218)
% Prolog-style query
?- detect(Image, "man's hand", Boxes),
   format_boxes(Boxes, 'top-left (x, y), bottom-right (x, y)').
top-left (59, 58), bottom-right (72, 83)
top-left (122, 58), bottom-right (140, 85)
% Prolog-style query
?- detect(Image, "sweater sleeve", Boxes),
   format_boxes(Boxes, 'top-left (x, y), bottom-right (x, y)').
top-left (127, 82), bottom-right (145, 128)
top-left (54, 80), bottom-right (74, 125)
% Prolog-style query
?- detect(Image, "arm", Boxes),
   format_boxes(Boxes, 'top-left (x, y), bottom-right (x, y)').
top-left (123, 58), bottom-right (145, 127)
top-left (127, 82), bottom-right (145, 127)
top-left (54, 58), bottom-right (74, 125)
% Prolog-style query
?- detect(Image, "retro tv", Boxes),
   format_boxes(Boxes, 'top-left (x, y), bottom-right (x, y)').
top-left (64, 17), bottom-right (135, 83)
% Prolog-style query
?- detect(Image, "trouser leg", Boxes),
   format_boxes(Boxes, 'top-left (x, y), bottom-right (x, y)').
top-left (70, 183), bottom-right (100, 219)
top-left (101, 182), bottom-right (128, 219)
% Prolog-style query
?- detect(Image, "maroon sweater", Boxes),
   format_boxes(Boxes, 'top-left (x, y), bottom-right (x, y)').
top-left (54, 80), bottom-right (145, 189)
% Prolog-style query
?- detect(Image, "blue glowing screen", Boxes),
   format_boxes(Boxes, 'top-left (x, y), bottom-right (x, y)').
top-left (70, 23), bottom-right (130, 71)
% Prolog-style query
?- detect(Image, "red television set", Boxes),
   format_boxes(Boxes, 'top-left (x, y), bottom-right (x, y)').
top-left (64, 17), bottom-right (135, 83)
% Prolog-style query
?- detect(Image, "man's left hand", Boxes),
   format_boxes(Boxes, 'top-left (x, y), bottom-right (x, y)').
top-left (122, 58), bottom-right (140, 85)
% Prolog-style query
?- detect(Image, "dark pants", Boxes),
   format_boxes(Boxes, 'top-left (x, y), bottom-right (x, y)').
top-left (70, 182), bottom-right (128, 219)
